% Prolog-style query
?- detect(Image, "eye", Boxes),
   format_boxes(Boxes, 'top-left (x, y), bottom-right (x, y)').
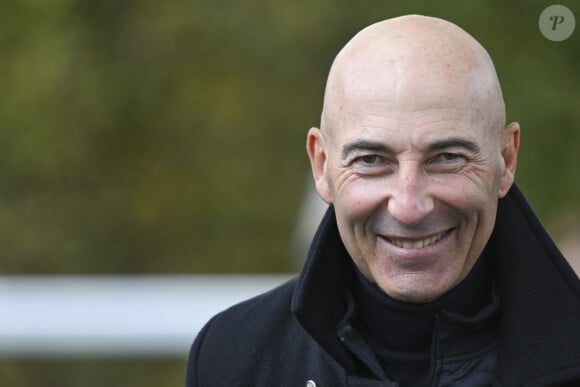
top-left (428, 152), bottom-right (467, 172)
top-left (360, 154), bottom-right (380, 164)
top-left (438, 153), bottom-right (461, 162)
top-left (350, 154), bottom-right (394, 176)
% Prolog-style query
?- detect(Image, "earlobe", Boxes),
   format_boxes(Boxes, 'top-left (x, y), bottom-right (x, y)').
top-left (306, 128), bottom-right (333, 204)
top-left (498, 122), bottom-right (520, 198)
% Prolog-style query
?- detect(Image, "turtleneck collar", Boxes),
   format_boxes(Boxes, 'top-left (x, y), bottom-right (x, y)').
top-left (352, 251), bottom-right (494, 353)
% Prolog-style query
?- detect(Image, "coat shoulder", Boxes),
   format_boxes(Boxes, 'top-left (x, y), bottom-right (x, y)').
top-left (185, 277), bottom-right (304, 386)
top-left (205, 276), bottom-right (298, 334)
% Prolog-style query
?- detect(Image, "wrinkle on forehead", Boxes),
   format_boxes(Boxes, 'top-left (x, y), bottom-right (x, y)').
top-left (321, 15), bottom-right (505, 138)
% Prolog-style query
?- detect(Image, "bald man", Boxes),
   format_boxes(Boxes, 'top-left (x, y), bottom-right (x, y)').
top-left (186, 16), bottom-right (580, 386)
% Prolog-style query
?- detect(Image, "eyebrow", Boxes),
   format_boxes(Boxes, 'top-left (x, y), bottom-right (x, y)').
top-left (340, 137), bottom-right (480, 159)
top-left (341, 140), bottom-right (394, 160)
top-left (426, 138), bottom-right (480, 154)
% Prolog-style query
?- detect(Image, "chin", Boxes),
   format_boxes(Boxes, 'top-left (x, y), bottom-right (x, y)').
top-left (392, 289), bottom-right (443, 303)
top-left (378, 278), bottom-right (451, 303)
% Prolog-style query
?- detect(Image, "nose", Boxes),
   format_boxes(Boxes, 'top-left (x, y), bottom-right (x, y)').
top-left (387, 166), bottom-right (434, 226)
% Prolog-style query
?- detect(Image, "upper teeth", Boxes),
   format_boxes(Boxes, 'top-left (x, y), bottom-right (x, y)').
top-left (390, 232), bottom-right (445, 249)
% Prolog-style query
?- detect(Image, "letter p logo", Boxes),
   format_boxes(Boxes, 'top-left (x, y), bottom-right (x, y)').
top-left (550, 15), bottom-right (565, 30)
top-left (539, 5), bottom-right (576, 41)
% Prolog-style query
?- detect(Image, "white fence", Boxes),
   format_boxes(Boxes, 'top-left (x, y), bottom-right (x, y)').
top-left (0, 275), bottom-right (293, 357)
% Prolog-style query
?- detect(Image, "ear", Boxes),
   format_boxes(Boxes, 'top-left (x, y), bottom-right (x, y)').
top-left (498, 122), bottom-right (520, 198)
top-left (306, 127), bottom-right (333, 204)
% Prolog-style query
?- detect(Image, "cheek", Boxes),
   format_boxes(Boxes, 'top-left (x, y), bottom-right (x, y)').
top-left (432, 164), bottom-right (500, 209)
top-left (335, 179), bottom-right (388, 221)
top-left (434, 175), bottom-right (499, 252)
top-left (438, 183), bottom-right (485, 211)
top-left (333, 181), bottom-right (387, 259)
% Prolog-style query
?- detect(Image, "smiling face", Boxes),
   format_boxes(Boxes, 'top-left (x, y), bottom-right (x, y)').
top-left (307, 16), bottom-right (519, 302)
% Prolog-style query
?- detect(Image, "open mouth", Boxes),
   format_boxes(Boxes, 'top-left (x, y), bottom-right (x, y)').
top-left (386, 229), bottom-right (452, 249)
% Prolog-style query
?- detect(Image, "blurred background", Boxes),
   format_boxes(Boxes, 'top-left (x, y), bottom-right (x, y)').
top-left (0, 0), bottom-right (578, 385)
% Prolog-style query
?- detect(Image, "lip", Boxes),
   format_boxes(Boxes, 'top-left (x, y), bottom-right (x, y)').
top-left (378, 228), bottom-right (454, 258)
top-left (385, 229), bottom-right (452, 249)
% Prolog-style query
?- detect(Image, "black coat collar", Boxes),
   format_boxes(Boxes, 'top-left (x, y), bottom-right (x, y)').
top-left (291, 184), bottom-right (580, 385)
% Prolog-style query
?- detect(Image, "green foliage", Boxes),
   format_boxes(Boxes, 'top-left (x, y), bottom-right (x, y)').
top-left (0, 358), bottom-right (185, 387)
top-left (0, 0), bottom-right (578, 385)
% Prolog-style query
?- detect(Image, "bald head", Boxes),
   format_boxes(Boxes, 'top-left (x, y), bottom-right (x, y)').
top-left (321, 15), bottom-right (505, 136)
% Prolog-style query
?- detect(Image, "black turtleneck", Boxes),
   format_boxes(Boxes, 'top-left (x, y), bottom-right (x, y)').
top-left (337, 252), bottom-right (498, 386)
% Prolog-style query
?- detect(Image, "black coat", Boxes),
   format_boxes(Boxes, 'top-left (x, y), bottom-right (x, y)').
top-left (186, 186), bottom-right (580, 386)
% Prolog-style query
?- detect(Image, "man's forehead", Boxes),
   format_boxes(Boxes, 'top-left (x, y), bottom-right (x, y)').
top-left (336, 112), bottom-right (481, 146)
top-left (328, 93), bottom-right (481, 140)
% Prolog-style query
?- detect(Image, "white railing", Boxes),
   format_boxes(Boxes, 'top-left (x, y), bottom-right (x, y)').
top-left (0, 274), bottom-right (293, 357)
